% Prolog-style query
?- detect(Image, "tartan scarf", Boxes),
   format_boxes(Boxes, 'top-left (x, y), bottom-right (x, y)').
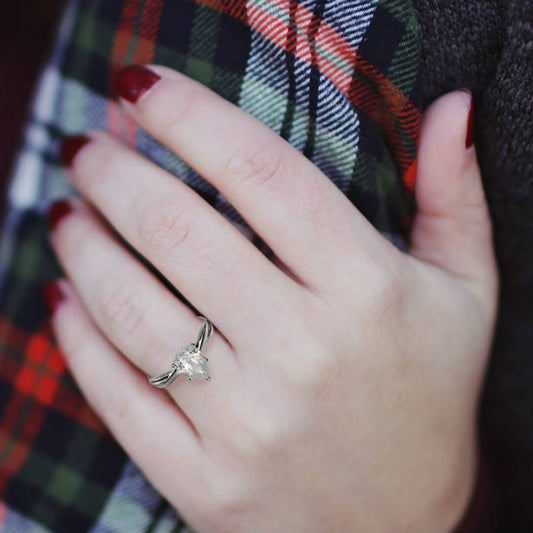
top-left (0, 1), bottom-right (421, 531)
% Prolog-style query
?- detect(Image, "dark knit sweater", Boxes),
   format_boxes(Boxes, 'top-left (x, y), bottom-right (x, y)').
top-left (414, 1), bottom-right (533, 530)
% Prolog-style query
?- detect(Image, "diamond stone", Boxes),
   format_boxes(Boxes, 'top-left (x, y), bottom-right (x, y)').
top-left (174, 343), bottom-right (210, 380)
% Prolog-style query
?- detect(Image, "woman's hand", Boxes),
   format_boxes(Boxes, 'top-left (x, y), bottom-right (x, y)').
top-left (45, 65), bottom-right (498, 532)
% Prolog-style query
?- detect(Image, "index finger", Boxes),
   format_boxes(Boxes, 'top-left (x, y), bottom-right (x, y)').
top-left (113, 65), bottom-right (388, 290)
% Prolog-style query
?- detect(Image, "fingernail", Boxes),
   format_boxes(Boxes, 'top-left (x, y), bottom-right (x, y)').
top-left (111, 65), bottom-right (161, 103)
top-left (464, 91), bottom-right (475, 148)
top-left (60, 135), bottom-right (91, 167)
top-left (43, 281), bottom-right (66, 314)
top-left (47, 199), bottom-right (73, 231)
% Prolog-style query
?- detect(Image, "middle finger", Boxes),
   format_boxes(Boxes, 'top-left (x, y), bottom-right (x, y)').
top-left (62, 131), bottom-right (302, 351)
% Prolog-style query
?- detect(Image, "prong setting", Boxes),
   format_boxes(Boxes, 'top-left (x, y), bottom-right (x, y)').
top-left (147, 316), bottom-right (213, 388)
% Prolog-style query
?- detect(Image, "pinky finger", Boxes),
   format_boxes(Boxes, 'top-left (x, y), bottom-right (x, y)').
top-left (46, 279), bottom-right (208, 504)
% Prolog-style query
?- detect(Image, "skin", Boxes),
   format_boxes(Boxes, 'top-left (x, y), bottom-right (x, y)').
top-left (48, 66), bottom-right (498, 532)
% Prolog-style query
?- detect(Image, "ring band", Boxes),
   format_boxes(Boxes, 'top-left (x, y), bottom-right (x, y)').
top-left (147, 316), bottom-right (214, 388)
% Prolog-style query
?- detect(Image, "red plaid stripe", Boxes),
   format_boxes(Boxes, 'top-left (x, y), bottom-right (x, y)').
top-left (108, 0), bottom-right (164, 142)
top-left (0, 317), bottom-right (109, 494)
top-left (195, 0), bottom-right (420, 192)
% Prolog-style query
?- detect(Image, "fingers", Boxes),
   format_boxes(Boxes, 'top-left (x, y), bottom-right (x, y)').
top-left (61, 131), bottom-right (300, 348)
top-left (47, 199), bottom-right (245, 431)
top-left (110, 64), bottom-right (389, 290)
top-left (47, 279), bottom-right (208, 503)
top-left (408, 90), bottom-right (498, 310)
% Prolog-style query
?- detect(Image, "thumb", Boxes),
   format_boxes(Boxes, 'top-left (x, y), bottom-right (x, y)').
top-left (409, 90), bottom-right (497, 298)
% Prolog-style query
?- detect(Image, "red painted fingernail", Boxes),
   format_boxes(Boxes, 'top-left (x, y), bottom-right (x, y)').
top-left (47, 199), bottom-right (73, 231)
top-left (60, 135), bottom-right (91, 167)
top-left (111, 65), bottom-right (161, 103)
top-left (43, 281), bottom-right (66, 314)
top-left (465, 92), bottom-right (475, 148)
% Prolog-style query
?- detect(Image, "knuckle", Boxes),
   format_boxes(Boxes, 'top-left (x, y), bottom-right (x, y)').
top-left (363, 259), bottom-right (405, 316)
top-left (100, 281), bottom-right (145, 337)
top-left (80, 137), bottom-right (124, 188)
top-left (157, 89), bottom-right (200, 131)
top-left (137, 197), bottom-right (191, 255)
top-left (227, 410), bottom-right (288, 461)
top-left (222, 138), bottom-right (285, 191)
top-left (59, 313), bottom-right (93, 361)
top-left (95, 385), bottom-right (130, 429)
top-left (274, 315), bottom-right (340, 394)
top-left (286, 343), bottom-right (340, 394)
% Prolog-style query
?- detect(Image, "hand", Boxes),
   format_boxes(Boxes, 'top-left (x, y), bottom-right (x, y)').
top-left (46, 65), bottom-right (498, 532)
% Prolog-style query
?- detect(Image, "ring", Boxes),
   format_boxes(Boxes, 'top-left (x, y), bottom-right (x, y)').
top-left (147, 316), bottom-right (214, 388)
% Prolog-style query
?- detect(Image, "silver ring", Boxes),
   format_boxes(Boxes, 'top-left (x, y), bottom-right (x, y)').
top-left (147, 316), bottom-right (214, 388)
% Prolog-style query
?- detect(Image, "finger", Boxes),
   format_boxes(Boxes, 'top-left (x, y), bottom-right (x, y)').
top-left (46, 279), bottom-right (209, 508)
top-left (409, 90), bottom-right (498, 309)
top-left (110, 64), bottom-right (389, 290)
top-left (60, 132), bottom-right (301, 348)
top-left (47, 198), bottom-right (245, 430)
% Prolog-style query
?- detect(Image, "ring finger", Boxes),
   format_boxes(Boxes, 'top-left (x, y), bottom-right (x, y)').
top-left (48, 198), bottom-right (242, 436)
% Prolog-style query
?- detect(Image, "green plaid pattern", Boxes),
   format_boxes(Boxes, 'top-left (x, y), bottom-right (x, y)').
top-left (0, 0), bottom-right (421, 531)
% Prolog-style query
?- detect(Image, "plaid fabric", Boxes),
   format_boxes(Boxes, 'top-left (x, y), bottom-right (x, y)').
top-left (0, 0), bottom-right (421, 531)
